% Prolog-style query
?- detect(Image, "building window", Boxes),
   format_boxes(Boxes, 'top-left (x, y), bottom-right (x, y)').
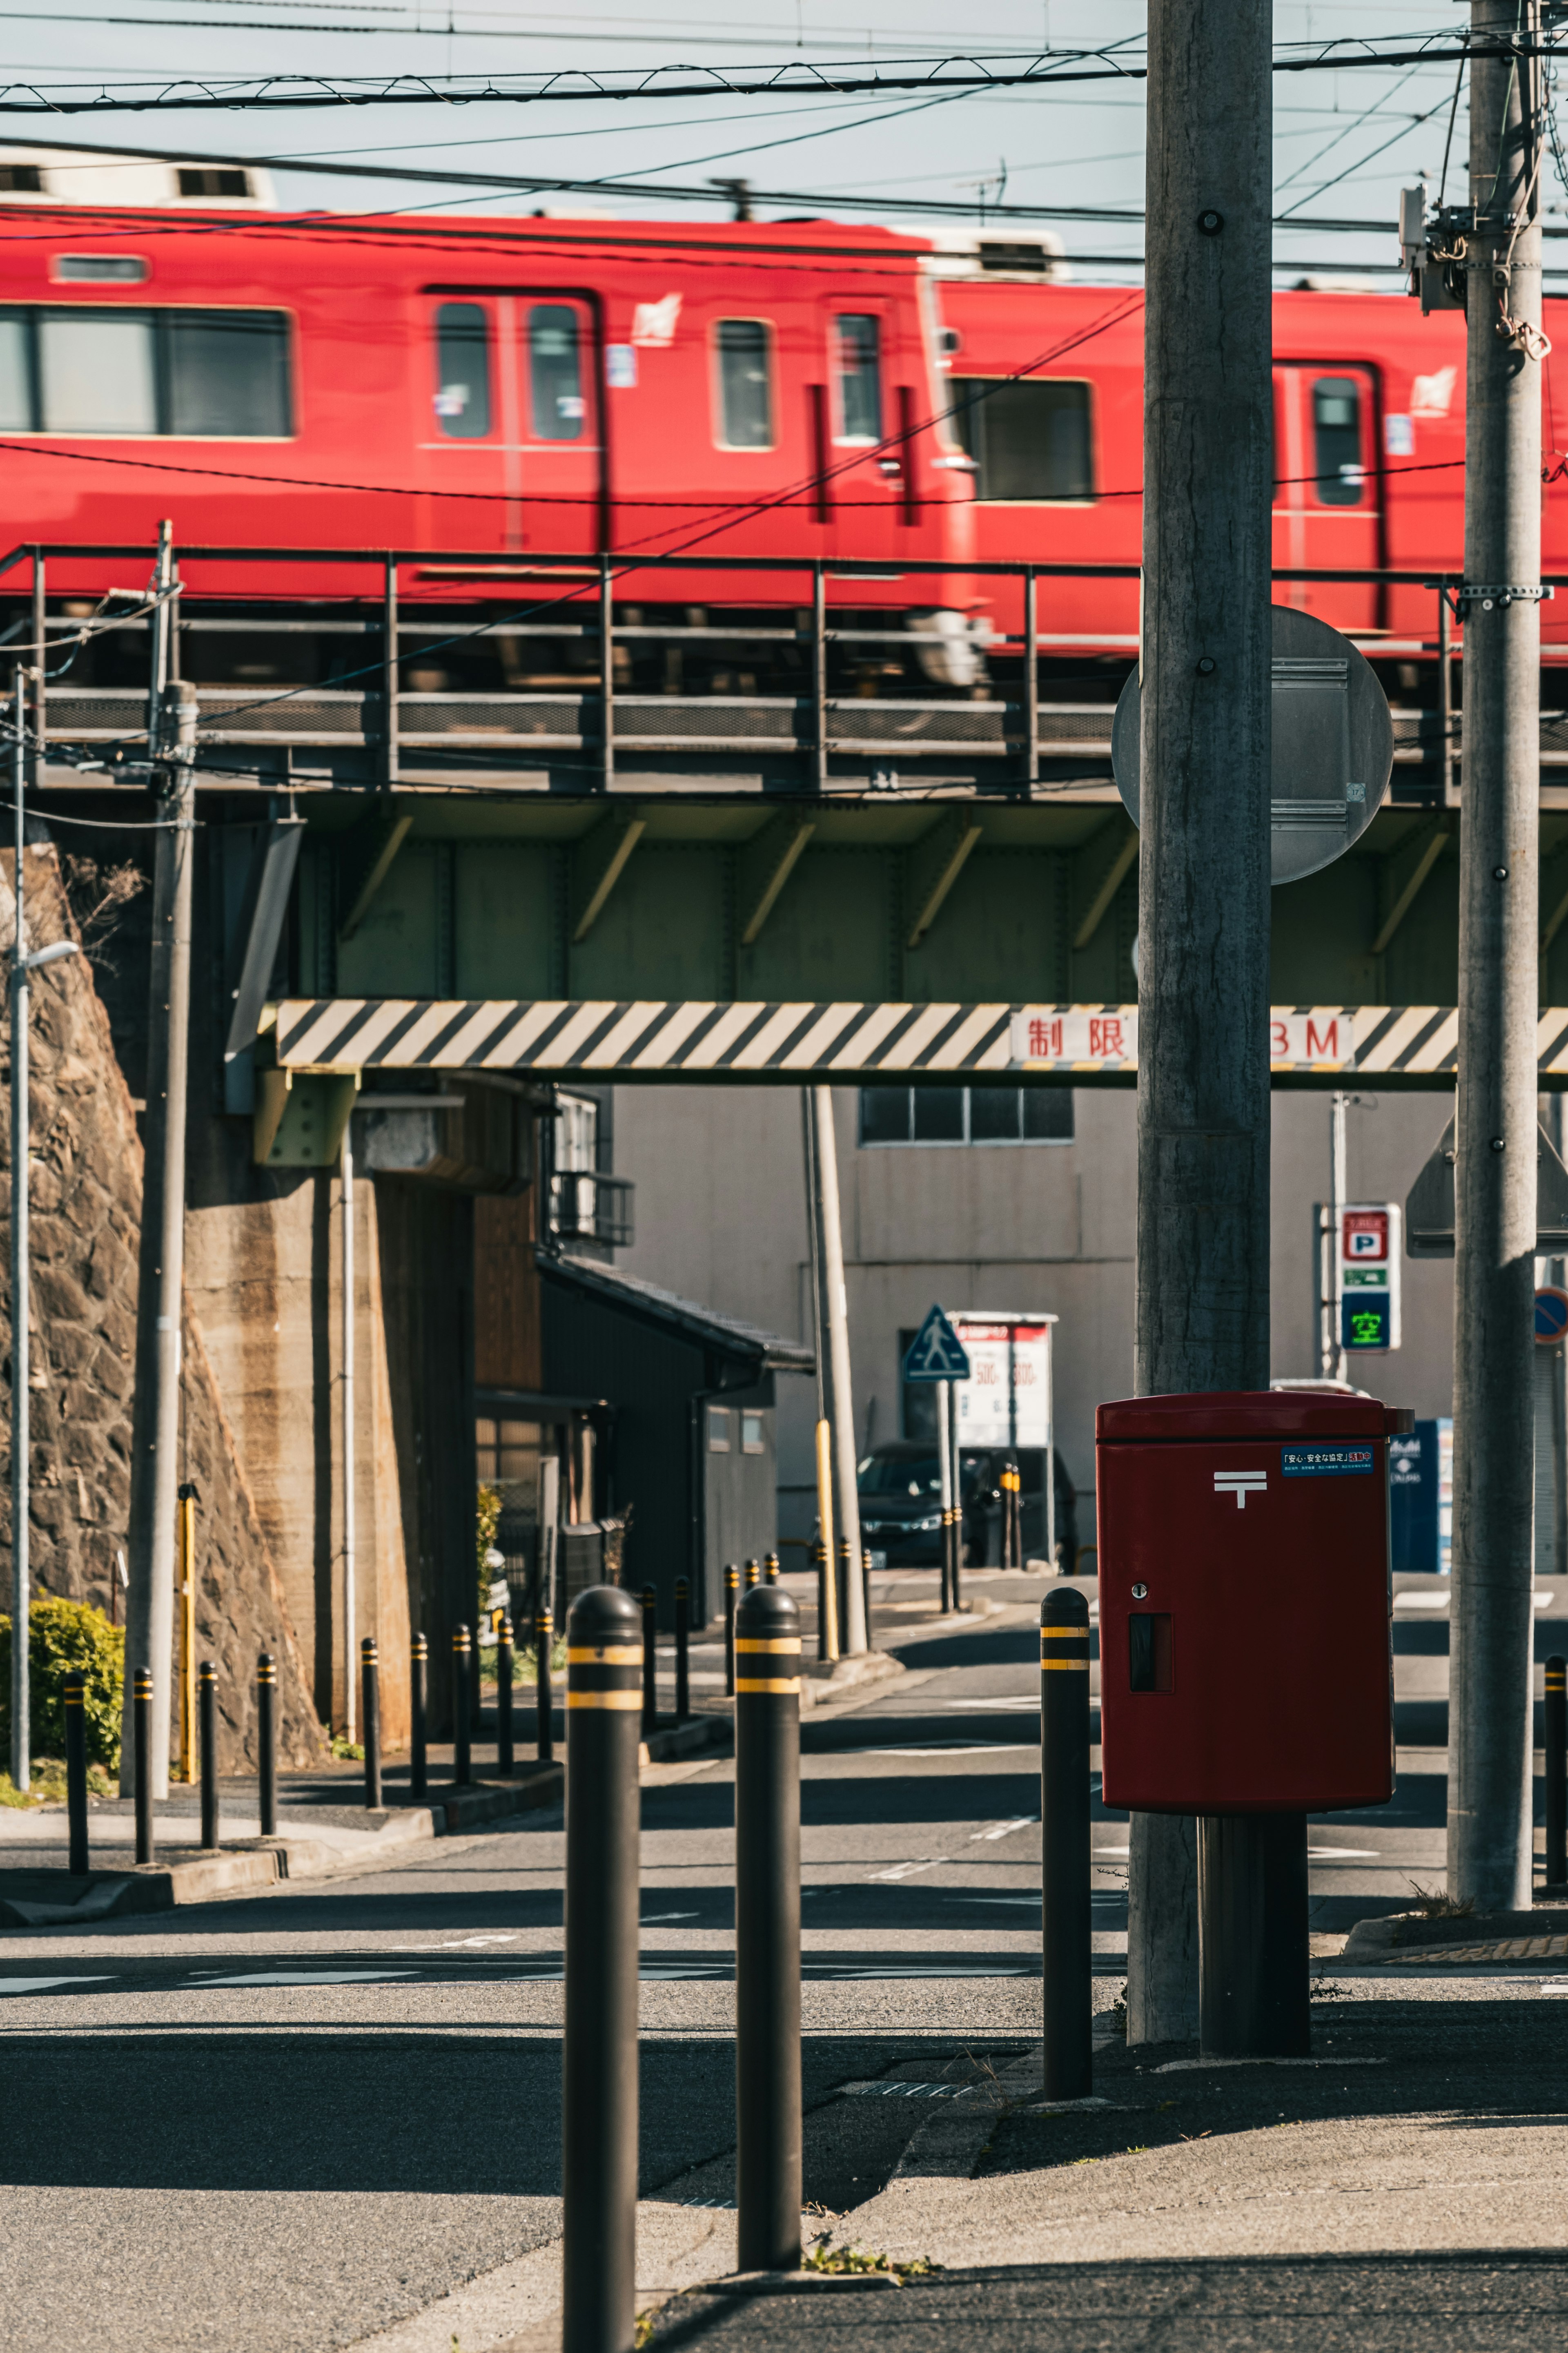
top-left (555, 1092), bottom-right (599, 1174)
top-left (859, 1085), bottom-right (1074, 1146)
top-left (177, 166), bottom-right (251, 198)
top-left (476, 1415), bottom-right (543, 1483)
top-left (528, 303), bottom-right (585, 441)
top-left (1311, 375), bottom-right (1364, 505)
top-left (742, 1412), bottom-right (765, 1455)
top-left (433, 301), bottom-right (491, 437)
top-left (835, 313), bottom-right (882, 441)
top-left (0, 304), bottom-right (291, 437)
top-left (949, 377), bottom-right (1093, 501)
top-left (715, 318), bottom-right (774, 449)
top-left (708, 1405), bottom-right (732, 1453)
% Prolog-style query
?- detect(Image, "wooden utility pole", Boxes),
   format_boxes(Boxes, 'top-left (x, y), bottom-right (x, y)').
top-left (1449, 0), bottom-right (1544, 1912)
top-left (1128, 0), bottom-right (1273, 2045)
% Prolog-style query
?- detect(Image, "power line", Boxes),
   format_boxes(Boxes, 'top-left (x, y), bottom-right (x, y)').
top-left (0, 38), bottom-right (1542, 116)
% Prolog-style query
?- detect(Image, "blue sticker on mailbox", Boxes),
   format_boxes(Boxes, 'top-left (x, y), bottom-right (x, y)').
top-left (1281, 1444), bottom-right (1375, 1477)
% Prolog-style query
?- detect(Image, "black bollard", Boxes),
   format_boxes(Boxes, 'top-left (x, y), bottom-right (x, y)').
top-left (862, 1546), bottom-right (874, 1644)
top-left (198, 1662), bottom-right (219, 1852)
top-left (735, 1583), bottom-right (803, 2272)
top-left (724, 1564), bottom-right (739, 1698)
top-left (1548, 1653), bottom-right (1567, 1887)
top-left (764, 1552), bottom-right (780, 1584)
top-left (952, 1502), bottom-right (964, 1613)
top-left (133, 1668), bottom-right (154, 1865)
top-left (940, 1503), bottom-right (956, 1613)
top-left (562, 1585), bottom-right (642, 2353)
top-left (362, 1636), bottom-right (382, 1809)
top-left (497, 1615), bottom-right (515, 1778)
top-left (813, 1538), bottom-right (831, 1661)
top-left (674, 1577), bottom-right (690, 1722)
top-left (410, 1633), bottom-right (428, 1801)
top-left (536, 1609), bottom-right (555, 1765)
top-left (64, 1669), bottom-right (89, 1876)
top-left (744, 1557), bottom-right (760, 1591)
top-left (452, 1625), bottom-right (472, 1785)
top-left (641, 1585), bottom-right (658, 1737)
top-left (1040, 1587), bottom-right (1092, 2099)
top-left (257, 1653), bottom-right (278, 1836)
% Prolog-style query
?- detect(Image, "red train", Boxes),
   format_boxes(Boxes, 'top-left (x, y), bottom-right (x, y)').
top-left (0, 172), bottom-right (1543, 685)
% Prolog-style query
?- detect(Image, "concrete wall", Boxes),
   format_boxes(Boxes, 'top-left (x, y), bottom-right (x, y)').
top-left (612, 1079), bottom-right (1461, 1540)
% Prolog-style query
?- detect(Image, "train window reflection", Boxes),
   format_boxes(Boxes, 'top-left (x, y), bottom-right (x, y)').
top-left (433, 301), bottom-right (492, 439)
top-left (168, 313), bottom-right (290, 437)
top-left (529, 304), bottom-right (585, 441)
top-left (716, 319), bottom-right (774, 448)
top-left (0, 316), bottom-right (31, 431)
top-left (836, 313), bottom-right (882, 441)
top-left (40, 312), bottom-right (156, 435)
top-left (949, 378), bottom-right (1093, 501)
top-left (1312, 376), bottom-right (1364, 505)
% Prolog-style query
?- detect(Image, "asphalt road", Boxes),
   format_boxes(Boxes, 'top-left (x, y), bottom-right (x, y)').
top-left (0, 1566), bottom-right (1522, 2352)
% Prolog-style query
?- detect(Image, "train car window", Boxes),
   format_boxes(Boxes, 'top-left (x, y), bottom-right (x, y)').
top-left (528, 305), bottom-right (585, 441)
top-left (1311, 376), bottom-right (1364, 505)
top-left (715, 319), bottom-right (774, 449)
top-left (0, 316), bottom-right (33, 430)
top-left (835, 314), bottom-right (882, 441)
top-left (39, 311), bottom-right (156, 435)
top-left (433, 302), bottom-right (492, 438)
top-left (167, 312), bottom-right (290, 437)
top-left (949, 378), bottom-right (1093, 501)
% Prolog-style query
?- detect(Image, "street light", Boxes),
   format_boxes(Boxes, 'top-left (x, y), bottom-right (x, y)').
top-left (9, 665), bottom-right (78, 1791)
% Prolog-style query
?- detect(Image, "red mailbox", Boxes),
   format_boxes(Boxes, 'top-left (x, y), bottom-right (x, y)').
top-left (1096, 1389), bottom-right (1401, 1813)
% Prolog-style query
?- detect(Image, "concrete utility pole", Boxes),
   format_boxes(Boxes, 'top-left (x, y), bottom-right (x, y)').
top-left (1449, 0), bottom-right (1545, 1914)
top-left (122, 524), bottom-right (196, 1802)
top-left (1129, 0), bottom-right (1273, 2044)
top-left (804, 1088), bottom-right (868, 1654)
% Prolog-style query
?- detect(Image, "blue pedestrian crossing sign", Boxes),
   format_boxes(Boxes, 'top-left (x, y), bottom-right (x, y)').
top-left (903, 1304), bottom-right (971, 1383)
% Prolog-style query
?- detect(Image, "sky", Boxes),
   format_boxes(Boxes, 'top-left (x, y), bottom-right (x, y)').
top-left (0, 4), bottom-right (1524, 284)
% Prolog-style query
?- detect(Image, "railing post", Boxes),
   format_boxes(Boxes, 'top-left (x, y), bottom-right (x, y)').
top-left (600, 554), bottom-right (615, 792)
top-left (1023, 566), bottom-right (1040, 790)
top-left (812, 560), bottom-right (828, 794)
top-left (361, 1636), bottom-right (382, 1809)
top-left (1040, 1586), bottom-right (1093, 2099)
top-left (64, 1668), bottom-right (89, 1876)
top-left (134, 1668), bottom-right (154, 1864)
top-left (641, 1584), bottom-right (658, 1737)
top-left (734, 1584), bottom-right (803, 2274)
top-left (674, 1577), bottom-right (690, 1720)
top-left (452, 1625), bottom-right (472, 1785)
top-left (198, 1661), bottom-right (219, 1853)
top-left (562, 1586), bottom-right (642, 2353)
top-left (410, 1633), bottom-right (428, 1800)
top-left (724, 1564), bottom-right (739, 1698)
top-left (29, 549), bottom-right (44, 792)
top-left (536, 1608), bottom-right (555, 1765)
top-left (257, 1652), bottom-right (278, 1835)
top-left (1547, 1653), bottom-right (1567, 1887)
top-left (497, 1613), bottom-right (514, 1777)
top-left (382, 555), bottom-right (399, 787)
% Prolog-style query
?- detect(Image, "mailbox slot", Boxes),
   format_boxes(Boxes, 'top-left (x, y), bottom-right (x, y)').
top-left (1128, 1612), bottom-right (1173, 1691)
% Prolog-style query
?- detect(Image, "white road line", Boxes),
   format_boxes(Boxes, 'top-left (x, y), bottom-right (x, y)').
top-left (0, 1976), bottom-right (114, 1995)
top-left (971, 1815), bottom-right (1038, 1841)
top-left (189, 1970), bottom-right (419, 1986)
top-left (868, 1858), bottom-right (944, 1882)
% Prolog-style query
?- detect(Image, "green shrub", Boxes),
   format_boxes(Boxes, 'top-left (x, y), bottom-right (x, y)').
top-left (0, 1597), bottom-right (125, 1771)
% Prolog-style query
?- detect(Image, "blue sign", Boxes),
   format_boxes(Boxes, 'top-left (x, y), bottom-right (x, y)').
top-left (1536, 1288), bottom-right (1568, 1345)
top-left (902, 1303), bottom-right (971, 1383)
top-left (1389, 1421), bottom-right (1441, 1574)
top-left (1342, 1293), bottom-right (1392, 1352)
top-left (1281, 1443), bottom-right (1376, 1478)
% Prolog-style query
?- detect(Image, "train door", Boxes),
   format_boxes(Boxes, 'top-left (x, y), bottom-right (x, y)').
top-left (1272, 364), bottom-right (1380, 631)
top-left (822, 301), bottom-right (903, 564)
top-left (510, 294), bottom-right (604, 558)
top-left (422, 296), bottom-right (509, 555)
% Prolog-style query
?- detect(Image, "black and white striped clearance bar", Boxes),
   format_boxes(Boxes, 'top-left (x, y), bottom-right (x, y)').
top-left (265, 1000), bottom-right (1568, 1085)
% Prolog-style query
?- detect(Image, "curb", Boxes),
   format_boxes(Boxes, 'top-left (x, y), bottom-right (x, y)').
top-left (0, 1761), bottom-right (566, 1925)
top-left (642, 1715), bottom-right (732, 1766)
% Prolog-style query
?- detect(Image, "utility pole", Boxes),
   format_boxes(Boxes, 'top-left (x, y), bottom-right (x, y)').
top-left (1449, 0), bottom-right (1544, 1914)
top-left (1129, 0), bottom-right (1272, 2044)
top-left (122, 522), bottom-right (196, 1802)
top-left (8, 665), bottom-right (78, 1793)
top-left (804, 1087), bottom-right (867, 1653)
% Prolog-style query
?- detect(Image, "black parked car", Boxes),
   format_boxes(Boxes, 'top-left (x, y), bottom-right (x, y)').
top-left (857, 1441), bottom-right (1078, 1570)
